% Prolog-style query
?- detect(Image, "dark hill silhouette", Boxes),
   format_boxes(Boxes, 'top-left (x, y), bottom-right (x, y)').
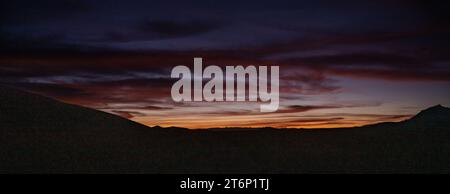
top-left (401, 104), bottom-right (450, 129)
top-left (1, 85), bottom-right (449, 173)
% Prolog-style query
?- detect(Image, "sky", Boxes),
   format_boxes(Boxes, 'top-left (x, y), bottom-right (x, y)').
top-left (1, 0), bottom-right (449, 129)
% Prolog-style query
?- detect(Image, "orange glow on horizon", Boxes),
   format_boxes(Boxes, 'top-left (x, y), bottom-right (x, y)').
top-left (130, 114), bottom-right (413, 129)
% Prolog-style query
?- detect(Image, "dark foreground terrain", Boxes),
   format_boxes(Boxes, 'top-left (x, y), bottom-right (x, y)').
top-left (1, 85), bottom-right (449, 173)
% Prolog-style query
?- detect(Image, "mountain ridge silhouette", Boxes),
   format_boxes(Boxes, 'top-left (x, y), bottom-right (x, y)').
top-left (1, 85), bottom-right (449, 173)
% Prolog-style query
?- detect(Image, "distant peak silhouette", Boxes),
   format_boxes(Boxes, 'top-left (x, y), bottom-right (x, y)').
top-left (414, 104), bottom-right (449, 116)
top-left (402, 104), bottom-right (450, 130)
top-left (425, 104), bottom-right (445, 110)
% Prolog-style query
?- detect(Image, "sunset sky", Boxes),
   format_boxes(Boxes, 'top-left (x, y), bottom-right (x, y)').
top-left (1, 0), bottom-right (449, 129)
